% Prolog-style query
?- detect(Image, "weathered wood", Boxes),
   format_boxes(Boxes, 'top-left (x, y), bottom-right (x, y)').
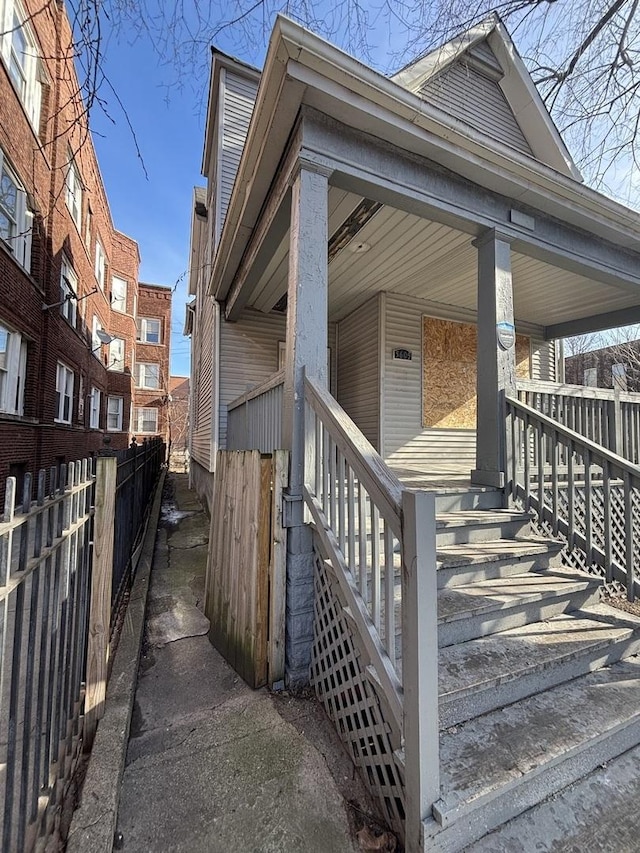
top-left (402, 490), bottom-right (439, 853)
top-left (205, 450), bottom-right (274, 688)
top-left (304, 375), bottom-right (403, 537)
top-left (268, 451), bottom-right (288, 684)
top-left (84, 455), bottom-right (116, 745)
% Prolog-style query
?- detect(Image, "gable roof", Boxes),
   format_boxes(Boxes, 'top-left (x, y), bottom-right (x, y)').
top-left (391, 16), bottom-right (582, 182)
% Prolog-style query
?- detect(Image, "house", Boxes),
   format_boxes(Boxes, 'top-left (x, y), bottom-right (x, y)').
top-left (188, 16), bottom-right (640, 852)
top-left (168, 374), bottom-right (190, 468)
top-left (566, 338), bottom-right (640, 391)
top-left (132, 282), bottom-right (173, 444)
top-left (0, 0), bottom-right (170, 495)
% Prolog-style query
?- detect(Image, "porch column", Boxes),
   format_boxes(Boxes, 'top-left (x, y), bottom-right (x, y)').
top-left (282, 160), bottom-right (330, 685)
top-left (472, 229), bottom-right (516, 488)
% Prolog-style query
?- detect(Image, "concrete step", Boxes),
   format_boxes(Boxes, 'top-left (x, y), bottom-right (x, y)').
top-left (437, 567), bottom-right (600, 647)
top-left (465, 738), bottom-right (640, 852)
top-left (436, 537), bottom-right (563, 589)
top-left (424, 656), bottom-right (640, 852)
top-left (435, 510), bottom-right (531, 546)
top-left (439, 602), bottom-right (640, 728)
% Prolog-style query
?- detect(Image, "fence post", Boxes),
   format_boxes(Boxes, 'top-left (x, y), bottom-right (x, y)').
top-left (607, 390), bottom-right (622, 455)
top-left (84, 454), bottom-right (117, 746)
top-left (402, 490), bottom-right (439, 853)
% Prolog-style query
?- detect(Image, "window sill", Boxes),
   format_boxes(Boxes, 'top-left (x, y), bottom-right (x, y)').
top-left (0, 412), bottom-right (37, 424)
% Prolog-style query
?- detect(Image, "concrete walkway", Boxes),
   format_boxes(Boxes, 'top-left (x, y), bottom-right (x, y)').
top-left (111, 473), bottom-right (380, 853)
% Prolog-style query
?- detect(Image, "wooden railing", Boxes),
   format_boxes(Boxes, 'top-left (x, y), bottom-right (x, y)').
top-left (516, 379), bottom-right (640, 463)
top-left (303, 376), bottom-right (439, 849)
top-left (226, 369), bottom-right (284, 452)
top-left (506, 395), bottom-right (640, 600)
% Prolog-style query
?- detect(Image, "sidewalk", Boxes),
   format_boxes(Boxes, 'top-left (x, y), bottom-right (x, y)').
top-left (83, 473), bottom-right (386, 853)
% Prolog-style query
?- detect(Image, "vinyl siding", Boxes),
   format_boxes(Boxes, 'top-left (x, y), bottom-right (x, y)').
top-left (419, 50), bottom-right (532, 156)
top-left (337, 295), bottom-right (380, 449)
top-left (219, 309), bottom-right (286, 449)
top-left (217, 70), bottom-right (259, 240)
top-left (531, 336), bottom-right (557, 381)
top-left (382, 293), bottom-right (477, 472)
top-left (191, 293), bottom-right (216, 471)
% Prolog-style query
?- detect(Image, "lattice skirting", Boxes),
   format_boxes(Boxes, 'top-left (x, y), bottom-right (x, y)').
top-left (309, 545), bottom-right (405, 836)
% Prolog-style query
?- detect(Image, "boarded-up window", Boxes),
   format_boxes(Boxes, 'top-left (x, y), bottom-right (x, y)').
top-left (422, 316), bottom-right (530, 429)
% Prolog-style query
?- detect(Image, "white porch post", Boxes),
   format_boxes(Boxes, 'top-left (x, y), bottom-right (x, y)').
top-left (472, 229), bottom-right (516, 489)
top-left (282, 161), bottom-right (329, 685)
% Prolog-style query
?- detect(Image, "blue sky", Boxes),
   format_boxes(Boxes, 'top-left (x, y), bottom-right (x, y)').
top-left (88, 6), bottom-right (405, 378)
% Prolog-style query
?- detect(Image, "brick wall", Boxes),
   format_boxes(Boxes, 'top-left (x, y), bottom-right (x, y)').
top-left (0, 0), bottom-right (153, 496)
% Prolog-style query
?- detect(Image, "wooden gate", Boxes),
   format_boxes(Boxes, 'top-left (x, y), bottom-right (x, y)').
top-left (204, 450), bottom-right (288, 688)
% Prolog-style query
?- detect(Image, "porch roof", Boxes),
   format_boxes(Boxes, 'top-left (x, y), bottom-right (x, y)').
top-left (212, 16), bottom-right (640, 337)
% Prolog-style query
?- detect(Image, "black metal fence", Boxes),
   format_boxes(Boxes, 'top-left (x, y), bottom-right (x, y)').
top-left (0, 460), bottom-right (94, 852)
top-left (0, 439), bottom-right (164, 851)
top-left (111, 437), bottom-right (165, 629)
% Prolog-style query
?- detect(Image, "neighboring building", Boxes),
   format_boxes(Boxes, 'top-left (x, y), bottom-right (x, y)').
top-left (168, 375), bottom-right (189, 469)
top-left (131, 282), bottom-right (172, 445)
top-left (0, 0), bottom-right (169, 490)
top-left (565, 340), bottom-right (640, 391)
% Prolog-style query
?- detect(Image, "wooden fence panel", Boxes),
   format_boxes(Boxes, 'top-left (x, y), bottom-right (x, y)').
top-left (205, 450), bottom-right (288, 688)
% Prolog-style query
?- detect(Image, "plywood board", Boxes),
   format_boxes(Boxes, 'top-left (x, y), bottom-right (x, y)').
top-left (422, 316), bottom-right (529, 429)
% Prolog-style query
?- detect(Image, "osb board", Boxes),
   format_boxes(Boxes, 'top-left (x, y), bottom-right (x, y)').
top-left (422, 316), bottom-right (530, 429)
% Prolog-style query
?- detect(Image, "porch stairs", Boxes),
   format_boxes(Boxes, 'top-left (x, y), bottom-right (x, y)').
top-left (421, 486), bottom-right (640, 852)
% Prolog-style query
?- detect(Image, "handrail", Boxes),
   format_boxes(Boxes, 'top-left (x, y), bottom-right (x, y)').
top-left (227, 368), bottom-right (285, 411)
top-left (517, 378), bottom-right (640, 405)
top-left (304, 375), bottom-right (403, 538)
top-left (507, 396), bottom-right (640, 478)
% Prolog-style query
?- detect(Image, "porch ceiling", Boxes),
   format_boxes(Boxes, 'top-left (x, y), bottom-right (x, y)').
top-left (245, 187), bottom-right (640, 330)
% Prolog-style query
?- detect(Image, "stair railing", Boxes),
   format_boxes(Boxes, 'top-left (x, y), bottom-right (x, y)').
top-left (506, 395), bottom-right (640, 601)
top-left (303, 375), bottom-right (439, 852)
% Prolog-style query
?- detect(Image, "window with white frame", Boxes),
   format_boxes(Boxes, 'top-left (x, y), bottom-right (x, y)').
top-left (111, 276), bottom-right (127, 313)
top-left (65, 153), bottom-right (82, 230)
top-left (95, 240), bottom-right (105, 289)
top-left (612, 362), bottom-right (627, 391)
top-left (85, 205), bottom-right (92, 251)
top-left (132, 406), bottom-right (158, 434)
top-left (583, 367), bottom-right (598, 387)
top-left (91, 315), bottom-right (103, 356)
top-left (0, 321), bottom-right (27, 415)
top-left (108, 337), bottom-right (125, 372)
top-left (135, 361), bottom-right (160, 389)
top-left (55, 361), bottom-right (74, 423)
top-left (0, 0), bottom-right (42, 128)
top-left (60, 256), bottom-right (77, 326)
top-left (0, 150), bottom-right (32, 270)
top-left (107, 396), bottom-right (123, 431)
top-left (136, 317), bottom-right (161, 344)
top-left (89, 386), bottom-right (101, 428)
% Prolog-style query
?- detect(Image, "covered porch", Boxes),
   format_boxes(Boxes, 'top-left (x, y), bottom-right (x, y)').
top-left (207, 17), bottom-right (640, 853)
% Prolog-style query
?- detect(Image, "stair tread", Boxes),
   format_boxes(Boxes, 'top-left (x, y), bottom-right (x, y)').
top-left (465, 738), bottom-right (640, 851)
top-left (437, 537), bottom-right (562, 568)
top-left (437, 656), bottom-right (640, 817)
top-left (436, 510), bottom-right (530, 529)
top-left (439, 602), bottom-right (640, 702)
top-left (438, 567), bottom-right (598, 624)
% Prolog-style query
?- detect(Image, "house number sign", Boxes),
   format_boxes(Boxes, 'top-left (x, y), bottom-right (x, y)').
top-left (393, 349), bottom-right (412, 360)
top-left (497, 322), bottom-right (515, 350)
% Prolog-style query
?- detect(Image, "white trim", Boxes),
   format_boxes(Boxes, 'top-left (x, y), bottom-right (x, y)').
top-left (107, 395), bottom-right (123, 431)
top-left (55, 361), bottom-right (74, 424)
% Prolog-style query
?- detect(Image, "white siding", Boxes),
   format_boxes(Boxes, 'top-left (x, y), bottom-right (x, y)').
top-left (337, 295), bottom-right (380, 449)
top-left (419, 48), bottom-right (532, 156)
top-left (190, 294), bottom-right (216, 471)
top-left (219, 310), bottom-right (286, 448)
top-left (531, 336), bottom-right (557, 382)
top-left (217, 71), bottom-right (258, 240)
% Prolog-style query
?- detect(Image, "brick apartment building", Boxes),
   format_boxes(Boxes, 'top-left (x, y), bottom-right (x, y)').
top-left (0, 0), bottom-right (171, 490)
top-left (565, 341), bottom-right (640, 392)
